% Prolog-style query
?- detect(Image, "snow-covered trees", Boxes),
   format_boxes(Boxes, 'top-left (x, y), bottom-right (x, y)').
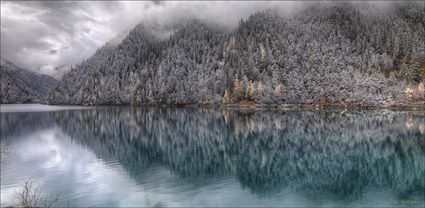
top-left (49, 2), bottom-right (425, 105)
top-left (1, 59), bottom-right (58, 104)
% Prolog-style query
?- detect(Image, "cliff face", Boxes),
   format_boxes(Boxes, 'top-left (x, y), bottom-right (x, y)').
top-left (49, 2), bottom-right (425, 105)
top-left (1, 59), bottom-right (58, 104)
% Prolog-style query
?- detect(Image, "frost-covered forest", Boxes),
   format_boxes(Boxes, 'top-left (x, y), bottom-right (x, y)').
top-left (0, 59), bottom-right (58, 104)
top-left (48, 2), bottom-right (425, 105)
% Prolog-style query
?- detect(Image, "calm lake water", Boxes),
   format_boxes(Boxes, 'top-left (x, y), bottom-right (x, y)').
top-left (1, 104), bottom-right (424, 207)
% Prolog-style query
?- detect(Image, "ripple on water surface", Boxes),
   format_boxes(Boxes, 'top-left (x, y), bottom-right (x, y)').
top-left (1, 106), bottom-right (424, 207)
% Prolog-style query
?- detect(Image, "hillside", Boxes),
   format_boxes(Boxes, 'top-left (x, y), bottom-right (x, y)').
top-left (1, 59), bottom-right (58, 104)
top-left (48, 2), bottom-right (425, 106)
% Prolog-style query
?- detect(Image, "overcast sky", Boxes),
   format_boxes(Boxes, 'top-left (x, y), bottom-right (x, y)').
top-left (1, 1), bottom-right (309, 78)
top-left (2, 1), bottom-right (404, 79)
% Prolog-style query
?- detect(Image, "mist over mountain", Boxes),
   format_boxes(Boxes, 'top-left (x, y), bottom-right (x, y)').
top-left (1, 59), bottom-right (58, 104)
top-left (48, 2), bottom-right (425, 106)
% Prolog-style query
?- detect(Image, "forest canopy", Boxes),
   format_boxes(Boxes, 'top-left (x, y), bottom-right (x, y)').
top-left (48, 2), bottom-right (425, 106)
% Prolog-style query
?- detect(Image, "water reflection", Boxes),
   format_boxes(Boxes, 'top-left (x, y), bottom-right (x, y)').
top-left (51, 108), bottom-right (425, 199)
top-left (1, 107), bottom-right (424, 206)
top-left (1, 112), bottom-right (54, 165)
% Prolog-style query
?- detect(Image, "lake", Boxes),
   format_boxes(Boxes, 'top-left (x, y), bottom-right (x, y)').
top-left (1, 104), bottom-right (424, 207)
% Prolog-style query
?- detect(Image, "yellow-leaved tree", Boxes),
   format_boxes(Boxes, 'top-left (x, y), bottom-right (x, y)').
top-left (418, 82), bottom-right (424, 98)
top-left (247, 80), bottom-right (255, 100)
top-left (233, 76), bottom-right (243, 100)
top-left (222, 90), bottom-right (230, 104)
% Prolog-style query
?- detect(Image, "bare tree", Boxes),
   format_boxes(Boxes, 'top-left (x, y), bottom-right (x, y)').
top-left (15, 178), bottom-right (60, 208)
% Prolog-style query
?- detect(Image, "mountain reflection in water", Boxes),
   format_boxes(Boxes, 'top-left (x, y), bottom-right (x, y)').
top-left (1, 107), bottom-right (424, 207)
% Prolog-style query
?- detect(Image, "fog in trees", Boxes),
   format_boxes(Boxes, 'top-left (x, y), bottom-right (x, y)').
top-left (48, 2), bottom-right (425, 105)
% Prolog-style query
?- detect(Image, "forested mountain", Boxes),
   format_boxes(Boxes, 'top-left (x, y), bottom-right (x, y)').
top-left (49, 2), bottom-right (425, 106)
top-left (1, 59), bottom-right (58, 104)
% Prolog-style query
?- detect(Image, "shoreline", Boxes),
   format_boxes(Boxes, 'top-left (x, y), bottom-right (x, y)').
top-left (223, 100), bottom-right (425, 110)
top-left (2, 99), bottom-right (424, 111)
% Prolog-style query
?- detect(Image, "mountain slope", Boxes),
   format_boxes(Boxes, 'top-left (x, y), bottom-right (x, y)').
top-left (1, 59), bottom-right (58, 104)
top-left (49, 21), bottom-right (227, 105)
top-left (49, 2), bottom-right (425, 106)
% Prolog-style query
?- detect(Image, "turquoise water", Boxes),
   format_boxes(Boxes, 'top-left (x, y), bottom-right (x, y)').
top-left (1, 104), bottom-right (424, 207)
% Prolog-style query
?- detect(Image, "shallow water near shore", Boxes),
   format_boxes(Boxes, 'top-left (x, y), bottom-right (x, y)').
top-left (1, 104), bottom-right (424, 207)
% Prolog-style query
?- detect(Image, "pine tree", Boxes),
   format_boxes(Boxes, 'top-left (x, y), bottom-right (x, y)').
top-left (400, 63), bottom-right (409, 82)
top-left (409, 61), bottom-right (420, 83)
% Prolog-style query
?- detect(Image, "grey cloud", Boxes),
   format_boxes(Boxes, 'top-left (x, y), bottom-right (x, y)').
top-left (48, 50), bottom-right (58, 55)
top-left (1, 1), bottom-right (133, 78)
top-left (0, 1), bottom-right (333, 78)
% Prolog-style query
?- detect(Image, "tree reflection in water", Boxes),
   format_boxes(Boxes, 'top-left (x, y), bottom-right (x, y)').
top-left (50, 108), bottom-right (425, 200)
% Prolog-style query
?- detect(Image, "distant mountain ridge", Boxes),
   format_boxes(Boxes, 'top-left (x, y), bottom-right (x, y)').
top-left (1, 59), bottom-right (58, 104)
top-left (49, 2), bottom-right (425, 106)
